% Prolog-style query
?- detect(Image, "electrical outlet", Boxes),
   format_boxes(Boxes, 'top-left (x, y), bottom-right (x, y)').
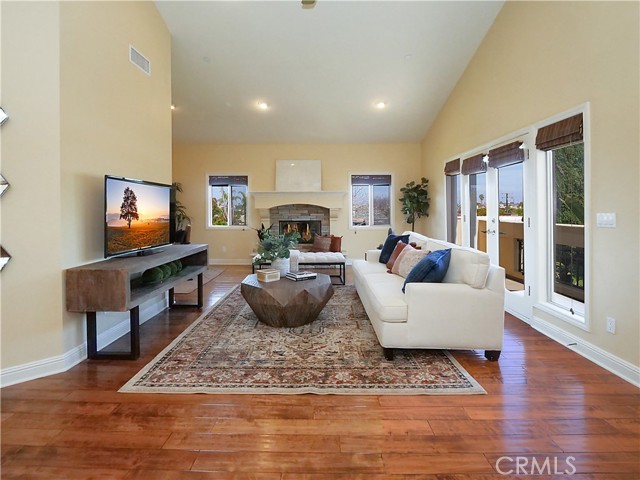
top-left (606, 317), bottom-right (616, 334)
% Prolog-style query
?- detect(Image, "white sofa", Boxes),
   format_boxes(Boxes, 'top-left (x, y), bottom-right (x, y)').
top-left (352, 231), bottom-right (505, 361)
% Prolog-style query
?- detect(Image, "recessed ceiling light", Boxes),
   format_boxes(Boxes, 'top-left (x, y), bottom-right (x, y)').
top-left (375, 102), bottom-right (387, 109)
top-left (404, 53), bottom-right (413, 61)
top-left (257, 101), bottom-right (270, 110)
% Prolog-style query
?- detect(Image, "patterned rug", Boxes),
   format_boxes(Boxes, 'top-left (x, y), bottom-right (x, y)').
top-left (120, 285), bottom-right (485, 395)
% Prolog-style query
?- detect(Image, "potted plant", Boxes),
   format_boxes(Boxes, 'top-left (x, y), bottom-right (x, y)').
top-left (173, 182), bottom-right (192, 244)
top-left (399, 177), bottom-right (430, 232)
top-left (253, 230), bottom-right (300, 274)
top-left (252, 223), bottom-right (274, 241)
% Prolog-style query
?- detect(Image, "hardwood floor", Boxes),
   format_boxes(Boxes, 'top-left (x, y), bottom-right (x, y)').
top-left (2, 265), bottom-right (639, 478)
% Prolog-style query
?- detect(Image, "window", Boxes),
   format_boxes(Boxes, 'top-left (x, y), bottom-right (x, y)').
top-left (208, 175), bottom-right (248, 227)
top-left (550, 143), bottom-right (585, 306)
top-left (461, 154), bottom-right (488, 252)
top-left (444, 159), bottom-right (461, 244)
top-left (536, 113), bottom-right (585, 318)
top-left (351, 174), bottom-right (391, 227)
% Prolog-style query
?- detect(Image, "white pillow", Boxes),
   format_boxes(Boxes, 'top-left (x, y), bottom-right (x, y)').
top-left (396, 248), bottom-right (429, 278)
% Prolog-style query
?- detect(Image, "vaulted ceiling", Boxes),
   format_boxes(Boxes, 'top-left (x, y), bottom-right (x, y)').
top-left (156, 1), bottom-right (504, 144)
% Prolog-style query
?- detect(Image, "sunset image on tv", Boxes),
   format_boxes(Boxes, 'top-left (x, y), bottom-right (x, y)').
top-left (105, 178), bottom-right (171, 255)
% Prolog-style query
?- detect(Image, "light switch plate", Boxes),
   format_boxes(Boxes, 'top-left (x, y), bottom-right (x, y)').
top-left (596, 213), bottom-right (616, 228)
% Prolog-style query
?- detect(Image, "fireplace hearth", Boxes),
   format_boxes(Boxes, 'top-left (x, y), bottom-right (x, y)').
top-left (279, 220), bottom-right (321, 244)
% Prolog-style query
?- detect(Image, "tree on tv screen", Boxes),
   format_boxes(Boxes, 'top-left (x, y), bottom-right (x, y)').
top-left (120, 187), bottom-right (139, 228)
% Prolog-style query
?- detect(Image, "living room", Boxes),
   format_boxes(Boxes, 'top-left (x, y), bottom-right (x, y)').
top-left (1, 0), bottom-right (638, 477)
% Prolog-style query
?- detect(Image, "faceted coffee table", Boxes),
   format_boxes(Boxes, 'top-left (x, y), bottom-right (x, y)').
top-left (240, 273), bottom-right (334, 328)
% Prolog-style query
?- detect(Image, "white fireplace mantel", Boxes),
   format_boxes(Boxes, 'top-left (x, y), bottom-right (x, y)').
top-left (251, 191), bottom-right (346, 222)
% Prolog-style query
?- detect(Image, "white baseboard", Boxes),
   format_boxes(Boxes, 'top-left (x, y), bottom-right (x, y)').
top-left (530, 314), bottom-right (640, 387)
top-left (1, 295), bottom-right (168, 388)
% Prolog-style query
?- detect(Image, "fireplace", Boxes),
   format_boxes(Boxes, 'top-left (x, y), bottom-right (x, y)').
top-left (279, 220), bottom-right (321, 244)
top-left (269, 204), bottom-right (330, 242)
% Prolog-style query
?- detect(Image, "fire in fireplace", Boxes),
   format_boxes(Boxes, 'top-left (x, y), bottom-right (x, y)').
top-left (279, 220), bottom-right (321, 244)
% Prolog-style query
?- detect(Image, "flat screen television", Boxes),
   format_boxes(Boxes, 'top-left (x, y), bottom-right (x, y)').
top-left (104, 175), bottom-right (174, 258)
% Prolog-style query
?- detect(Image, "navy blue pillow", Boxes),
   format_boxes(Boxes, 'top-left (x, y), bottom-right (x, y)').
top-left (379, 234), bottom-right (410, 264)
top-left (402, 249), bottom-right (451, 293)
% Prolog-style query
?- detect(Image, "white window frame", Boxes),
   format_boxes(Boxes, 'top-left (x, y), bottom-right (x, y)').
top-left (349, 173), bottom-right (392, 229)
top-left (535, 105), bottom-right (590, 330)
top-left (206, 174), bottom-right (249, 229)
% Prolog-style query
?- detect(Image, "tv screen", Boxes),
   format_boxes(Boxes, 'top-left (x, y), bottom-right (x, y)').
top-left (104, 176), bottom-right (173, 257)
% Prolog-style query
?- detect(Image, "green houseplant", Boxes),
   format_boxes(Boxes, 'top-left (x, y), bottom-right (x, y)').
top-left (399, 177), bottom-right (430, 232)
top-left (253, 231), bottom-right (300, 263)
top-left (172, 182), bottom-right (192, 243)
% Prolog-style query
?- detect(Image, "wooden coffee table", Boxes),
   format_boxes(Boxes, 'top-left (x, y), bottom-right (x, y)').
top-left (240, 273), bottom-right (334, 328)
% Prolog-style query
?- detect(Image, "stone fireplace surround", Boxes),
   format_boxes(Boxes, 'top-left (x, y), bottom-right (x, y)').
top-left (251, 191), bottom-right (345, 234)
top-left (271, 205), bottom-right (328, 242)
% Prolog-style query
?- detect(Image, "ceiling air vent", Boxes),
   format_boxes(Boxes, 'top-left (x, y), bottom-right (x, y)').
top-left (129, 45), bottom-right (150, 75)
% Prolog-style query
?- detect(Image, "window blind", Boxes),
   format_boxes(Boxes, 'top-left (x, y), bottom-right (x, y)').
top-left (351, 174), bottom-right (391, 185)
top-left (208, 175), bottom-right (248, 186)
top-left (536, 113), bottom-right (583, 151)
top-left (488, 141), bottom-right (525, 169)
top-left (461, 154), bottom-right (487, 175)
top-left (444, 159), bottom-right (461, 176)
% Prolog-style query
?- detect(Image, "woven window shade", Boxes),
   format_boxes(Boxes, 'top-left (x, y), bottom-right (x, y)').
top-left (488, 141), bottom-right (525, 169)
top-left (209, 175), bottom-right (248, 186)
top-left (536, 114), bottom-right (583, 151)
top-left (444, 159), bottom-right (460, 176)
top-left (461, 154), bottom-right (487, 175)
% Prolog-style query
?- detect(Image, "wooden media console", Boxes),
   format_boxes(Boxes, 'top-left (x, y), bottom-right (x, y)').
top-left (66, 244), bottom-right (208, 360)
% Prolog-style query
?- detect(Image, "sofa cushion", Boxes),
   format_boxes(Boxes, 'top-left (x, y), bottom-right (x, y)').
top-left (386, 241), bottom-right (409, 269)
top-left (395, 248), bottom-right (430, 278)
top-left (425, 239), bottom-right (490, 288)
top-left (311, 235), bottom-right (332, 252)
top-left (329, 235), bottom-right (343, 252)
top-left (361, 273), bottom-right (408, 323)
top-left (402, 248), bottom-right (451, 293)
top-left (379, 234), bottom-right (410, 264)
top-left (391, 244), bottom-right (412, 275)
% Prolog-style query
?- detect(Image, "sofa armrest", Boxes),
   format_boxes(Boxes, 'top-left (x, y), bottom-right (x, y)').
top-left (403, 282), bottom-right (505, 349)
top-left (365, 249), bottom-right (381, 263)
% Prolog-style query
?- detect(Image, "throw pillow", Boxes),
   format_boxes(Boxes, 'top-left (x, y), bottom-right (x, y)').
top-left (396, 248), bottom-right (430, 278)
top-left (386, 240), bottom-right (409, 270)
top-left (379, 234), bottom-right (410, 264)
top-left (391, 244), bottom-right (413, 275)
top-left (329, 235), bottom-right (343, 253)
top-left (311, 235), bottom-right (332, 252)
top-left (402, 248), bottom-right (452, 293)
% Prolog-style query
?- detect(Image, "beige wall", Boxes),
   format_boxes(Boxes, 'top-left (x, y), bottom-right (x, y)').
top-left (421, 2), bottom-right (639, 366)
top-left (1, 2), bottom-right (64, 366)
top-left (173, 144), bottom-right (422, 262)
top-left (1, 1), bottom-right (171, 370)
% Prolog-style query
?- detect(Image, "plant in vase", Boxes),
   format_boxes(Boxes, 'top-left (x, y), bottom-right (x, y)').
top-left (253, 231), bottom-right (300, 274)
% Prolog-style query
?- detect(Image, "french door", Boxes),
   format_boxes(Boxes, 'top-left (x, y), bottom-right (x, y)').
top-left (462, 136), bottom-right (534, 321)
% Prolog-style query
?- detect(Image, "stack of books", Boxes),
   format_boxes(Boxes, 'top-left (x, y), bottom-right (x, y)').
top-left (285, 271), bottom-right (317, 282)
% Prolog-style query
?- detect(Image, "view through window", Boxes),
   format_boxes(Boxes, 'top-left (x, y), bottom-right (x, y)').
top-left (351, 175), bottom-right (391, 226)
top-left (208, 175), bottom-right (248, 227)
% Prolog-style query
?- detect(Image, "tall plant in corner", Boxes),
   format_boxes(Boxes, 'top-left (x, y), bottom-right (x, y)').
top-left (172, 182), bottom-right (191, 243)
top-left (399, 177), bottom-right (430, 232)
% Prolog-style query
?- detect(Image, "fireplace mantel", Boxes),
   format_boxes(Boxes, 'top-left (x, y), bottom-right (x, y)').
top-left (251, 191), bottom-right (345, 224)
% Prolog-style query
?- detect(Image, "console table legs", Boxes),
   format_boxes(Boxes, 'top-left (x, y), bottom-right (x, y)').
top-left (86, 306), bottom-right (140, 360)
top-left (86, 272), bottom-right (204, 361)
top-left (168, 272), bottom-right (204, 309)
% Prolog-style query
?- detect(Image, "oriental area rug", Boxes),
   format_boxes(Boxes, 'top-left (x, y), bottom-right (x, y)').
top-left (120, 285), bottom-right (485, 395)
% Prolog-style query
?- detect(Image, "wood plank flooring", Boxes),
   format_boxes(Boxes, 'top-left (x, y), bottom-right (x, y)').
top-left (2, 265), bottom-right (639, 478)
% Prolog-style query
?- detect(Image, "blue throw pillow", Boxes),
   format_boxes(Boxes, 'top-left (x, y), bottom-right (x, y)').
top-left (402, 249), bottom-right (451, 293)
top-left (379, 234), bottom-right (410, 264)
